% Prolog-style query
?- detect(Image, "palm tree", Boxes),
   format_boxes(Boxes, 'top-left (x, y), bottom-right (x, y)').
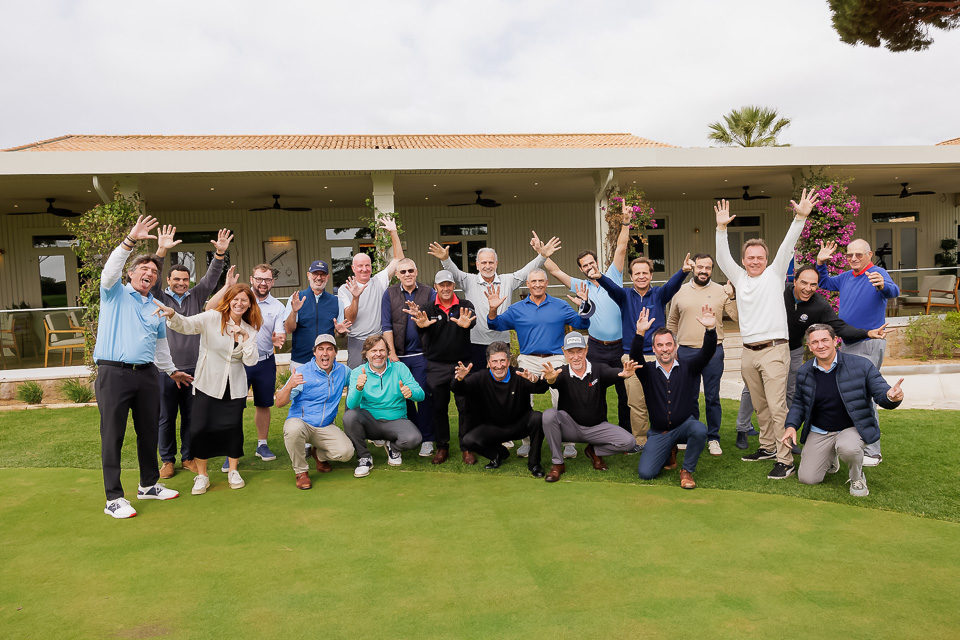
top-left (707, 106), bottom-right (792, 147)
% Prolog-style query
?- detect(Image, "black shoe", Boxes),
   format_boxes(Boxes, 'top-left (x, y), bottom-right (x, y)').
top-left (746, 427), bottom-right (759, 436)
top-left (767, 462), bottom-right (795, 479)
top-left (484, 448), bottom-right (510, 470)
top-left (741, 448), bottom-right (776, 462)
top-left (735, 432), bottom-right (749, 450)
top-left (529, 464), bottom-right (545, 478)
top-left (791, 443), bottom-right (802, 456)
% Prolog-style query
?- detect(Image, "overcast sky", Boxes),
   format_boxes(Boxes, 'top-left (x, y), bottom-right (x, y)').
top-left (2, 0), bottom-right (957, 150)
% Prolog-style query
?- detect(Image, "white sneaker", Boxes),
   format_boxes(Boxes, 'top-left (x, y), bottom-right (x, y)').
top-left (677, 443), bottom-right (687, 450)
top-left (383, 441), bottom-right (403, 466)
top-left (354, 456), bottom-right (373, 477)
top-left (862, 454), bottom-right (882, 467)
top-left (104, 497), bottom-right (137, 519)
top-left (849, 471), bottom-right (869, 497)
top-left (516, 443), bottom-right (530, 457)
top-left (707, 440), bottom-right (722, 456)
top-left (563, 444), bottom-right (577, 459)
top-left (227, 469), bottom-right (245, 489)
top-left (502, 440), bottom-right (515, 449)
top-left (192, 475), bottom-right (210, 495)
top-left (137, 483), bottom-right (179, 500)
top-left (419, 441), bottom-right (435, 457)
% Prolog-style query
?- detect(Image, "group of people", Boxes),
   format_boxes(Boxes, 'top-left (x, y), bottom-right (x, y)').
top-left (95, 196), bottom-right (906, 519)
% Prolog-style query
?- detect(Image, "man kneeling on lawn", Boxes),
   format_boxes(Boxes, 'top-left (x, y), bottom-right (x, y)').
top-left (540, 332), bottom-right (639, 483)
top-left (630, 306), bottom-right (717, 489)
top-left (275, 334), bottom-right (354, 489)
top-left (781, 324), bottom-right (903, 497)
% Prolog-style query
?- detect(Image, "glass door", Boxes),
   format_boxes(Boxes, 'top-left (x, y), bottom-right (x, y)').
top-left (873, 225), bottom-right (919, 291)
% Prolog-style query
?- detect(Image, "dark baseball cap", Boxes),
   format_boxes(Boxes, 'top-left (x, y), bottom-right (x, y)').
top-left (308, 260), bottom-right (329, 274)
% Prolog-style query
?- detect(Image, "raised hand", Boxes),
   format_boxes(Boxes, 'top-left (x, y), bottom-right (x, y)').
top-left (541, 362), bottom-right (560, 384)
top-left (399, 380), bottom-right (412, 399)
top-left (356, 369), bottom-right (367, 391)
top-left (157, 224), bottom-right (181, 252)
top-left (403, 300), bottom-right (422, 317)
top-left (378, 216), bottom-right (398, 233)
top-left (635, 307), bottom-right (654, 335)
top-left (538, 234), bottom-right (562, 258)
top-left (781, 427), bottom-right (798, 446)
top-left (211, 228), bottom-right (234, 254)
top-left (170, 370), bottom-right (194, 389)
top-left (867, 323), bottom-right (889, 340)
top-left (151, 299), bottom-right (175, 319)
top-left (225, 265), bottom-right (239, 287)
top-left (790, 188), bottom-right (821, 219)
top-left (428, 242), bottom-right (451, 261)
top-left (817, 240), bottom-right (838, 265)
top-left (407, 309), bottom-right (436, 329)
top-left (567, 281), bottom-right (590, 306)
top-left (682, 252), bottom-right (694, 273)
top-left (290, 291), bottom-right (305, 311)
top-left (344, 276), bottom-right (367, 298)
top-left (619, 359), bottom-right (639, 378)
top-left (129, 215), bottom-right (159, 241)
top-left (517, 369), bottom-right (540, 383)
top-left (695, 303), bottom-right (717, 330)
top-left (714, 200), bottom-right (735, 229)
top-left (334, 319), bottom-right (353, 334)
top-left (621, 202), bottom-right (633, 226)
top-left (887, 377), bottom-right (905, 402)
top-left (454, 361), bottom-right (473, 381)
top-left (722, 281), bottom-right (735, 299)
top-left (485, 284), bottom-right (506, 314)
top-left (287, 370), bottom-right (304, 388)
top-left (454, 308), bottom-right (475, 328)
top-left (530, 231), bottom-right (544, 254)
top-left (867, 271), bottom-right (885, 290)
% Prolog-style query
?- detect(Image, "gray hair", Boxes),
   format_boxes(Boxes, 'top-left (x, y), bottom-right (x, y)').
top-left (477, 247), bottom-right (498, 261)
top-left (527, 268), bottom-right (547, 281)
top-left (804, 323), bottom-right (836, 341)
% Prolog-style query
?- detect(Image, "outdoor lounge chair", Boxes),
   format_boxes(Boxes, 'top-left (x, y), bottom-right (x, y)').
top-left (898, 274), bottom-right (960, 315)
top-left (43, 312), bottom-right (85, 367)
top-left (1, 314), bottom-right (21, 368)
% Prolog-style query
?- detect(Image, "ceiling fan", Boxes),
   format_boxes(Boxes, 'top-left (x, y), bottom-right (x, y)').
top-left (874, 182), bottom-right (935, 199)
top-left (249, 194), bottom-right (311, 212)
top-left (447, 190), bottom-right (502, 208)
top-left (7, 198), bottom-right (80, 217)
top-left (712, 186), bottom-right (770, 201)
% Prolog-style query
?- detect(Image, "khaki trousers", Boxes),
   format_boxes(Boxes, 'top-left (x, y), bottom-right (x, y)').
top-left (740, 342), bottom-right (793, 465)
top-left (516, 354), bottom-right (566, 408)
top-left (621, 353), bottom-right (656, 445)
top-left (283, 418), bottom-right (354, 474)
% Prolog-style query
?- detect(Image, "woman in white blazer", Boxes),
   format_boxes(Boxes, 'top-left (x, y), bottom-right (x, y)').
top-left (154, 283), bottom-right (262, 495)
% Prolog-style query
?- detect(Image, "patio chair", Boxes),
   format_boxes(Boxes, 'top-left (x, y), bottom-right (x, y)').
top-left (43, 312), bottom-right (85, 367)
top-left (1, 314), bottom-right (21, 368)
top-left (898, 274), bottom-right (960, 315)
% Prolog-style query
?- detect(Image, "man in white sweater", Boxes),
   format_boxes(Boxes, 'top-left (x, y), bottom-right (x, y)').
top-left (714, 189), bottom-right (820, 479)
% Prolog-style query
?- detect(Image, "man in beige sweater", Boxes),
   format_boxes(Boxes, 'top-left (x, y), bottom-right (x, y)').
top-left (666, 253), bottom-right (738, 456)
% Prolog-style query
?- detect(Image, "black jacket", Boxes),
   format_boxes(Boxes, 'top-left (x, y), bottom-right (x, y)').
top-left (785, 288), bottom-right (870, 351)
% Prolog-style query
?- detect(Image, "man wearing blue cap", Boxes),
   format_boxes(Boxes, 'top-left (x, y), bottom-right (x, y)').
top-left (283, 259), bottom-right (348, 370)
top-left (540, 332), bottom-right (639, 483)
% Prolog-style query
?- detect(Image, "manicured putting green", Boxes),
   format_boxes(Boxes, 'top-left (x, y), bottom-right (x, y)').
top-left (2, 468), bottom-right (958, 639)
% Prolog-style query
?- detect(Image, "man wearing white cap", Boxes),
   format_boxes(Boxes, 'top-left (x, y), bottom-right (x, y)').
top-left (275, 334), bottom-right (354, 490)
top-left (540, 332), bottom-right (640, 483)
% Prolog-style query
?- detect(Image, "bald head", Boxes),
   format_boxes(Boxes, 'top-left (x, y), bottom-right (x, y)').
top-left (848, 239), bottom-right (871, 253)
top-left (352, 252), bottom-right (373, 283)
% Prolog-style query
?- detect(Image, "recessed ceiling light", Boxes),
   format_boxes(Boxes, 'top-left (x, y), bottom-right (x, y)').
top-left (433, 184), bottom-right (437, 187)
top-left (230, 200), bottom-right (235, 204)
top-left (534, 182), bottom-right (538, 186)
top-left (424, 197), bottom-right (429, 200)
top-left (513, 195), bottom-right (517, 198)
top-left (633, 181), bottom-right (636, 184)
top-left (682, 192), bottom-right (685, 195)
top-left (13, 204), bottom-right (17, 208)
top-left (329, 199), bottom-right (333, 202)
top-left (210, 187), bottom-right (215, 191)
top-left (324, 186), bottom-right (328, 189)
top-left (724, 179), bottom-right (728, 182)
top-left (86, 189), bottom-right (92, 193)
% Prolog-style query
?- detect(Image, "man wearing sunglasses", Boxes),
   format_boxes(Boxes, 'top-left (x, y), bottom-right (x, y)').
top-left (815, 239), bottom-right (899, 467)
top-left (381, 258), bottom-right (437, 456)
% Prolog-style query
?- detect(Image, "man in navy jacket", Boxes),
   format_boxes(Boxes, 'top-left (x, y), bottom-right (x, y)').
top-left (782, 324), bottom-right (904, 497)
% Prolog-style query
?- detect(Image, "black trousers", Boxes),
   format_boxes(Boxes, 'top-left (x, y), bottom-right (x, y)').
top-left (95, 363), bottom-right (161, 500)
top-left (158, 366), bottom-right (194, 463)
top-left (470, 343), bottom-right (489, 371)
top-left (426, 360), bottom-right (469, 449)
top-left (587, 338), bottom-right (630, 432)
top-left (462, 410), bottom-right (544, 467)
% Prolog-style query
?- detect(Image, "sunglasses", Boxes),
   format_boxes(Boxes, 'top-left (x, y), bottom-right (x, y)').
top-left (398, 269), bottom-right (416, 275)
top-left (844, 252), bottom-right (867, 259)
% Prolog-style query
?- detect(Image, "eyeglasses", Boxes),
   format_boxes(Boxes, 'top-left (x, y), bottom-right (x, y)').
top-left (844, 252), bottom-right (867, 259)
top-left (308, 272), bottom-right (327, 277)
top-left (398, 269), bottom-right (416, 275)
top-left (252, 277), bottom-right (274, 283)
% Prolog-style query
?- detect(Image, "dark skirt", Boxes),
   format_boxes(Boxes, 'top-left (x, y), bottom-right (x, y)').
top-left (191, 381), bottom-right (245, 459)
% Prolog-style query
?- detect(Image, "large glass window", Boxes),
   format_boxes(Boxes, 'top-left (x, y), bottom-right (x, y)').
top-left (38, 255), bottom-right (68, 307)
top-left (440, 223), bottom-right (489, 272)
top-left (326, 227), bottom-right (375, 287)
top-left (630, 218), bottom-right (667, 273)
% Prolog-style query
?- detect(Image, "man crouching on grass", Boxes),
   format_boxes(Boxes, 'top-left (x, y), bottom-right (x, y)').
top-left (781, 324), bottom-right (904, 497)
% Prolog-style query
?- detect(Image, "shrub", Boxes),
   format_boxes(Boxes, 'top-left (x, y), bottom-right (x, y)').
top-left (902, 312), bottom-right (960, 360)
top-left (16, 380), bottom-right (44, 404)
top-left (275, 369), bottom-right (292, 390)
top-left (60, 378), bottom-right (94, 403)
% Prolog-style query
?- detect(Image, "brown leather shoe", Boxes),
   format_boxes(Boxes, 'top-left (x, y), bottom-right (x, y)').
top-left (680, 469), bottom-right (696, 489)
top-left (181, 459), bottom-right (198, 474)
top-left (311, 447), bottom-right (332, 473)
top-left (462, 450), bottom-right (477, 465)
top-left (584, 444), bottom-right (608, 471)
top-left (663, 445), bottom-right (678, 470)
top-left (544, 463), bottom-right (566, 483)
top-left (432, 446), bottom-right (449, 465)
top-left (159, 462), bottom-right (175, 479)
top-left (295, 472), bottom-right (312, 490)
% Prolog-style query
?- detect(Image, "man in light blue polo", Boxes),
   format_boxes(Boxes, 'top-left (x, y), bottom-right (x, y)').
top-left (93, 215), bottom-right (182, 519)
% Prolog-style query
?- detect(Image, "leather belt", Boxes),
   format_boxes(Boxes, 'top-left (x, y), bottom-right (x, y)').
top-left (742, 338), bottom-right (788, 351)
top-left (588, 337), bottom-right (622, 346)
top-left (526, 353), bottom-right (558, 358)
top-left (97, 360), bottom-right (154, 371)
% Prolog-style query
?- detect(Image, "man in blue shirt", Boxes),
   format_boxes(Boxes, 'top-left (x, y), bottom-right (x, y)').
top-left (93, 215), bottom-right (181, 519)
top-left (283, 260), bottom-right (349, 370)
top-left (275, 334), bottom-right (354, 490)
top-left (597, 255), bottom-right (693, 447)
top-left (815, 239), bottom-right (899, 467)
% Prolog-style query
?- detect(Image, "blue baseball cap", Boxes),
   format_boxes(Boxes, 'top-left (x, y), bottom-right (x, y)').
top-left (308, 260), bottom-right (329, 274)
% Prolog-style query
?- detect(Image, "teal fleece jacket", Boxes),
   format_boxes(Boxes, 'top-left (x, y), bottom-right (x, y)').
top-left (346, 360), bottom-right (425, 420)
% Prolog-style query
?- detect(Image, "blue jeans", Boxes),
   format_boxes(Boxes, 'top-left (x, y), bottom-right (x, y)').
top-left (678, 343), bottom-right (724, 441)
top-left (158, 367), bottom-right (194, 463)
top-left (638, 416), bottom-right (708, 478)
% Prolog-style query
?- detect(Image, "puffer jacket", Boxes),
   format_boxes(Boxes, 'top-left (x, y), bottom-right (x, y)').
top-left (786, 350), bottom-right (901, 445)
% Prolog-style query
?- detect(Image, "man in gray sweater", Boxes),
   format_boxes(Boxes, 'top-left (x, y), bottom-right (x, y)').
top-left (151, 224), bottom-right (232, 478)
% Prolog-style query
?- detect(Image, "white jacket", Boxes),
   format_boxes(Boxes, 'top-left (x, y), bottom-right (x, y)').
top-left (167, 310), bottom-right (257, 399)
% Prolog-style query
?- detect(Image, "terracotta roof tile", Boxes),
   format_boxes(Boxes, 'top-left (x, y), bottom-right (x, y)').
top-left (3, 133), bottom-right (674, 152)
top-left (937, 137), bottom-right (960, 145)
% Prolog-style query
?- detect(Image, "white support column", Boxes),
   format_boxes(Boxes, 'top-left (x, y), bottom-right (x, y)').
top-left (371, 172), bottom-right (395, 215)
top-left (594, 169), bottom-right (617, 269)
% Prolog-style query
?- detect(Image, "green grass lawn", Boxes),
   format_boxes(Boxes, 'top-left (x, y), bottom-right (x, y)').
top-left (1, 396), bottom-right (959, 639)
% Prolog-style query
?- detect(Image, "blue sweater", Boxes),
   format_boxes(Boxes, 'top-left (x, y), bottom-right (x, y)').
top-left (598, 268), bottom-right (688, 354)
top-left (816, 264), bottom-right (898, 331)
